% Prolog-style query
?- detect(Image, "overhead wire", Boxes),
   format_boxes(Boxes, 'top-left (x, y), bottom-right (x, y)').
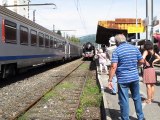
top-left (30, 9), bottom-right (57, 31)
top-left (74, 0), bottom-right (88, 34)
top-left (105, 0), bottom-right (115, 20)
top-left (29, 1), bottom-right (56, 30)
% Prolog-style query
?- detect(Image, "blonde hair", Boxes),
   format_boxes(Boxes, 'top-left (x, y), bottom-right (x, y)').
top-left (115, 34), bottom-right (126, 45)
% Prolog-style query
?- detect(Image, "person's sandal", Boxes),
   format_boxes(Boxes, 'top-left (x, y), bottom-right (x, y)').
top-left (143, 99), bottom-right (151, 104)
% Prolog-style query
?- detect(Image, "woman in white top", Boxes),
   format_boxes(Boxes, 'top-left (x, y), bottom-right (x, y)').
top-left (97, 49), bottom-right (108, 74)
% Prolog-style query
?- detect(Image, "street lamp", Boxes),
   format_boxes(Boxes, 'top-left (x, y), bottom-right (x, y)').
top-left (3, 3), bottom-right (57, 19)
top-left (4, 3), bottom-right (57, 8)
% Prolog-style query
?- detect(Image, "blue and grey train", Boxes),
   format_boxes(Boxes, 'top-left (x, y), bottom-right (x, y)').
top-left (0, 6), bottom-right (82, 78)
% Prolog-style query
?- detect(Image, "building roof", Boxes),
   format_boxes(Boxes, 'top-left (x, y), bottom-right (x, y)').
top-left (96, 25), bottom-right (127, 46)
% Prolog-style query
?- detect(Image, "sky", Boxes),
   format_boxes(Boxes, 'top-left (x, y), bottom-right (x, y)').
top-left (29, 0), bottom-right (160, 38)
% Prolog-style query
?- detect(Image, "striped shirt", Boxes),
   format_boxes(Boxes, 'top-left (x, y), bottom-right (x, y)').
top-left (112, 42), bottom-right (143, 83)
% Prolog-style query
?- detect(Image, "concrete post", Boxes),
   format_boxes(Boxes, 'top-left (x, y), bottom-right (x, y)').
top-left (146, 0), bottom-right (153, 41)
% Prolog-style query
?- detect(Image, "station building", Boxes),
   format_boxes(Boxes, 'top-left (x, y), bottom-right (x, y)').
top-left (0, 0), bottom-right (28, 18)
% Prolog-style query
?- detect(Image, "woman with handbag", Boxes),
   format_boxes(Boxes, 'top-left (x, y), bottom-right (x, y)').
top-left (142, 40), bottom-right (160, 104)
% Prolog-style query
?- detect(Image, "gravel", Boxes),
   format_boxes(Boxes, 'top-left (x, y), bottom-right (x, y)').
top-left (0, 59), bottom-right (84, 120)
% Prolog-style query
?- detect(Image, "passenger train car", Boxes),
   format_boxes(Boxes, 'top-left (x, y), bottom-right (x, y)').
top-left (0, 6), bottom-right (82, 78)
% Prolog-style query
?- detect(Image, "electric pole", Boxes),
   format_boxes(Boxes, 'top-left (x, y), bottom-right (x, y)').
top-left (135, 0), bottom-right (138, 46)
top-left (146, 0), bottom-right (153, 41)
top-left (33, 10), bottom-right (36, 22)
top-left (28, 0), bottom-right (30, 19)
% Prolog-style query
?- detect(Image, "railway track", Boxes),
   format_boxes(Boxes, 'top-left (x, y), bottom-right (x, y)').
top-left (0, 59), bottom-right (91, 120)
top-left (18, 66), bottom-right (88, 120)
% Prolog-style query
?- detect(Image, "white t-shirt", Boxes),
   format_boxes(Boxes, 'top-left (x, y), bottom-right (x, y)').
top-left (107, 46), bottom-right (117, 60)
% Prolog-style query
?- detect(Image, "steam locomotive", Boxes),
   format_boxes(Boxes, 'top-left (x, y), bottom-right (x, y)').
top-left (82, 42), bottom-right (95, 60)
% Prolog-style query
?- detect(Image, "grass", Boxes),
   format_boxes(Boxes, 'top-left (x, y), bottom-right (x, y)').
top-left (79, 63), bottom-right (88, 70)
top-left (56, 81), bottom-right (76, 90)
top-left (17, 113), bottom-right (28, 120)
top-left (43, 81), bottom-right (75, 101)
top-left (76, 76), bottom-right (102, 119)
top-left (42, 91), bottom-right (58, 101)
top-left (81, 78), bottom-right (102, 107)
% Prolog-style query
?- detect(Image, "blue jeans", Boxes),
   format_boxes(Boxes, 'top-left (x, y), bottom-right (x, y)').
top-left (111, 75), bottom-right (117, 93)
top-left (118, 81), bottom-right (144, 120)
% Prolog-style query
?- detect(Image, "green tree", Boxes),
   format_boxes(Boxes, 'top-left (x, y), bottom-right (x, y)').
top-left (57, 30), bottom-right (62, 36)
top-left (69, 35), bottom-right (80, 43)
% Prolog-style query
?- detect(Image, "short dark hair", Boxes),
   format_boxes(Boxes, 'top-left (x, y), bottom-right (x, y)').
top-left (144, 40), bottom-right (153, 50)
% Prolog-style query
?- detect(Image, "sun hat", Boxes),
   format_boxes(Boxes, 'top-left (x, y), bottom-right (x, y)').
top-left (109, 36), bottom-right (116, 45)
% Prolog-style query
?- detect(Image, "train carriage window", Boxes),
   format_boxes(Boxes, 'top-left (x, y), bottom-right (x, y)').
top-left (20, 26), bottom-right (28, 45)
top-left (58, 41), bottom-right (63, 49)
top-left (50, 36), bottom-right (53, 48)
top-left (30, 30), bottom-right (37, 46)
top-left (4, 20), bottom-right (17, 43)
top-left (56, 39), bottom-right (61, 48)
top-left (62, 41), bottom-right (66, 51)
top-left (56, 40), bottom-right (59, 48)
top-left (54, 38), bottom-right (57, 48)
top-left (45, 35), bottom-right (49, 48)
top-left (38, 32), bottom-right (44, 47)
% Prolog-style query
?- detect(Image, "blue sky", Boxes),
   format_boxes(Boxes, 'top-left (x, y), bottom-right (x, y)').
top-left (29, 0), bottom-right (160, 38)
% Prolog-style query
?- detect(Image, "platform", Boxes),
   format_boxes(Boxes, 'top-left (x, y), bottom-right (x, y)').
top-left (97, 66), bottom-right (160, 120)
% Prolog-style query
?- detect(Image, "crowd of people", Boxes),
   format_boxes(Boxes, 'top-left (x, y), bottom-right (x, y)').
top-left (95, 34), bottom-right (160, 120)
